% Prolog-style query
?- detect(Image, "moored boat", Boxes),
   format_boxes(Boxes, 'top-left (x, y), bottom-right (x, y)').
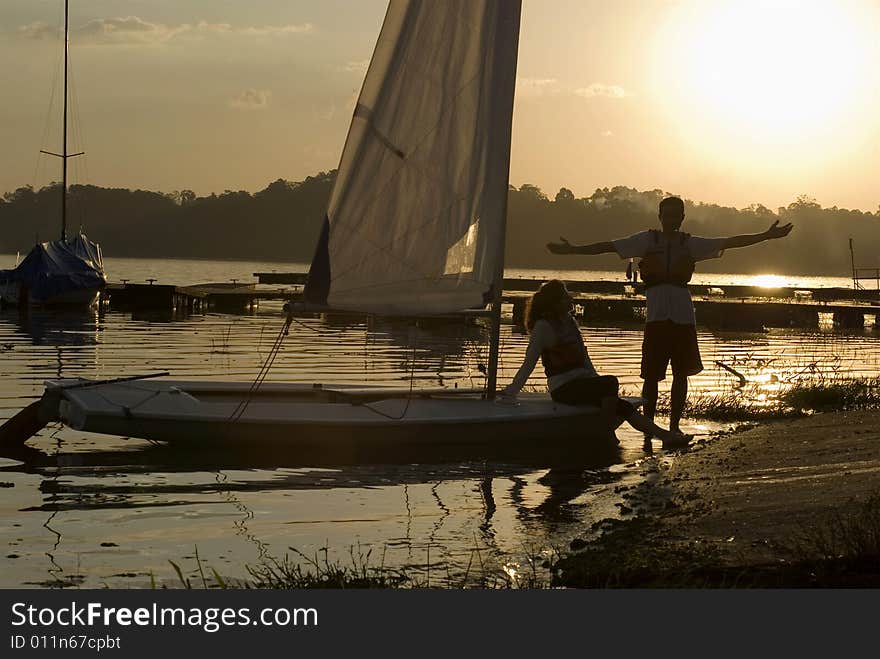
top-left (0, 234), bottom-right (104, 308)
top-left (1, 0), bottom-right (106, 309)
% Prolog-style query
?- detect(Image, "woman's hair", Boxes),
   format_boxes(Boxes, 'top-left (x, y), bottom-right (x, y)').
top-left (524, 279), bottom-right (570, 331)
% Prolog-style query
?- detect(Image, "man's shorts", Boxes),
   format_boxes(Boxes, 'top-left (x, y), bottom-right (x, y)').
top-left (640, 320), bottom-right (703, 381)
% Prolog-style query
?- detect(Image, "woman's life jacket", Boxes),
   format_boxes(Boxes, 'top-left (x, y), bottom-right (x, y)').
top-left (638, 230), bottom-right (695, 288)
top-left (541, 315), bottom-right (588, 377)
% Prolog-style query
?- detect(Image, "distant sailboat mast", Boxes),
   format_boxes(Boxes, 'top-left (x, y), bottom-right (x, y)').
top-left (0, 0), bottom-right (105, 310)
top-left (40, 0), bottom-right (84, 242)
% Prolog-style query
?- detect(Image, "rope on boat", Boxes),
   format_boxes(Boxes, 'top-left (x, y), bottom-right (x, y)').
top-left (280, 308), bottom-right (423, 421)
top-left (228, 313), bottom-right (293, 424)
top-left (361, 325), bottom-right (419, 421)
top-left (228, 308), bottom-right (423, 423)
top-left (96, 389), bottom-right (163, 418)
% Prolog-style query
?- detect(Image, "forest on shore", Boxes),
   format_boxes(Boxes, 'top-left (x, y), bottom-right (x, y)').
top-left (2, 172), bottom-right (878, 276)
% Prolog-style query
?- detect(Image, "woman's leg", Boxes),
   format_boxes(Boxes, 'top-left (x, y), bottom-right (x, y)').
top-left (552, 376), bottom-right (691, 447)
top-left (552, 375), bottom-right (620, 405)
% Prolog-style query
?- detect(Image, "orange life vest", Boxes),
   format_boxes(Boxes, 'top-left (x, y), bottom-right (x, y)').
top-left (638, 230), bottom-right (695, 288)
top-left (541, 315), bottom-right (588, 377)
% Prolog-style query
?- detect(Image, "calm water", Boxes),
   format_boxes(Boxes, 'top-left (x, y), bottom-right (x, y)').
top-left (1, 256), bottom-right (879, 588)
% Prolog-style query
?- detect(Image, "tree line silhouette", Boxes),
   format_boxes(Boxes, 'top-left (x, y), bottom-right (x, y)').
top-left (1, 173), bottom-right (877, 276)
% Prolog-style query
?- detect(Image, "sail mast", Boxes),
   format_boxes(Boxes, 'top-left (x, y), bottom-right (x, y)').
top-left (485, 212), bottom-right (508, 397)
top-left (61, 0), bottom-right (68, 241)
top-left (485, 9), bottom-right (522, 400)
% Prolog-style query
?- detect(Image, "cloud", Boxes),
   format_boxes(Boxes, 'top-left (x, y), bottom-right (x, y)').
top-left (516, 77), bottom-right (630, 100)
top-left (516, 77), bottom-right (560, 98)
top-left (189, 22), bottom-right (233, 37)
top-left (73, 17), bottom-right (187, 45)
top-left (14, 17), bottom-right (313, 46)
top-left (339, 60), bottom-right (369, 74)
top-left (228, 89), bottom-right (272, 110)
top-left (17, 22), bottom-right (63, 40)
top-left (574, 83), bottom-right (629, 99)
top-left (238, 24), bottom-right (313, 37)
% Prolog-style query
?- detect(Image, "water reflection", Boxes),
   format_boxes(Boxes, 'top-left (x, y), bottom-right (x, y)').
top-left (0, 308), bottom-right (100, 347)
top-left (3, 301), bottom-right (880, 587)
top-left (750, 274), bottom-right (788, 288)
top-left (0, 432), bottom-right (630, 586)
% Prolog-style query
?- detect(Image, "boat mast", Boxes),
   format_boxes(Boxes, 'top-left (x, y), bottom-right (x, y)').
top-left (485, 215), bottom-right (507, 399)
top-left (41, 0), bottom-right (83, 242)
top-left (61, 0), bottom-right (68, 241)
top-left (486, 10), bottom-right (522, 400)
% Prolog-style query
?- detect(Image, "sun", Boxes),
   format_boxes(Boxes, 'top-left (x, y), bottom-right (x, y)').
top-left (650, 0), bottom-right (879, 169)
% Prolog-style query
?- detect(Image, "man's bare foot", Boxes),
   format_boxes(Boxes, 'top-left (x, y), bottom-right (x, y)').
top-left (660, 430), bottom-right (693, 449)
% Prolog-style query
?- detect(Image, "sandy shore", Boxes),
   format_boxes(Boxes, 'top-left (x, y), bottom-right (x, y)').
top-left (555, 410), bottom-right (880, 586)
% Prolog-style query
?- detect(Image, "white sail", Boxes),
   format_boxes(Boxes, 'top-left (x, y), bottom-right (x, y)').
top-left (306, 0), bottom-right (521, 314)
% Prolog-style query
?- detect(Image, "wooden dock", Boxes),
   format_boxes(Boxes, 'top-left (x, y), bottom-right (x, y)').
top-left (505, 294), bottom-right (880, 331)
top-left (253, 271), bottom-right (880, 302)
top-left (100, 273), bottom-right (880, 330)
top-left (106, 282), bottom-right (207, 313)
top-left (253, 271), bottom-right (880, 330)
top-left (186, 283), bottom-right (295, 312)
top-left (105, 281), bottom-right (297, 313)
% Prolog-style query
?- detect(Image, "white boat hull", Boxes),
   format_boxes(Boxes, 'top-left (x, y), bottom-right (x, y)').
top-left (39, 380), bottom-right (631, 456)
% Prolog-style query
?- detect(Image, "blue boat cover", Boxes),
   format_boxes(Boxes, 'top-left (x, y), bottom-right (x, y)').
top-left (0, 233), bottom-right (106, 303)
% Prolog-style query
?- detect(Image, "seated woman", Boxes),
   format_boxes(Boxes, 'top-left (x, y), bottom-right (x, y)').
top-left (500, 279), bottom-right (691, 448)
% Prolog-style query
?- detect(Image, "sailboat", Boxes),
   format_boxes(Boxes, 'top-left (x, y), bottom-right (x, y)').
top-left (0, 0), bottom-right (106, 308)
top-left (1, 0), bottom-right (634, 454)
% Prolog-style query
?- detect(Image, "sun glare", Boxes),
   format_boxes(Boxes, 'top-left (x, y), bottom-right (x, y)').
top-left (750, 274), bottom-right (787, 288)
top-left (650, 0), bottom-right (879, 170)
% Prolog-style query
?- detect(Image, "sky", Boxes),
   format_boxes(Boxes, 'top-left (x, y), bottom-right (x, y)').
top-left (1, 0), bottom-right (879, 212)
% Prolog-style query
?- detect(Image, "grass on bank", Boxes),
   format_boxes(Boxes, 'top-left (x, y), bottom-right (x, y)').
top-left (648, 376), bottom-right (880, 422)
top-left (161, 544), bottom-right (555, 589)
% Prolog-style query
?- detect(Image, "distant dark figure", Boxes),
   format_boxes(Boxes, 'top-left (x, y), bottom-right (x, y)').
top-left (547, 196), bottom-right (793, 440)
top-left (500, 279), bottom-right (691, 448)
top-left (625, 260), bottom-right (633, 282)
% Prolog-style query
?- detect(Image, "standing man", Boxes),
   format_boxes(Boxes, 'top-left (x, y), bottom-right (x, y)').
top-left (547, 196), bottom-right (793, 440)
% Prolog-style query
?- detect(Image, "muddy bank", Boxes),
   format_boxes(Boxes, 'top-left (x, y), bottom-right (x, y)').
top-left (554, 410), bottom-right (880, 587)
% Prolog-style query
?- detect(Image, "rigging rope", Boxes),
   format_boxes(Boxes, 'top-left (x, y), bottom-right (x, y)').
top-left (227, 312), bottom-right (293, 423)
top-left (225, 308), bottom-right (450, 425)
top-left (33, 43), bottom-right (65, 194)
top-left (361, 325), bottom-right (419, 421)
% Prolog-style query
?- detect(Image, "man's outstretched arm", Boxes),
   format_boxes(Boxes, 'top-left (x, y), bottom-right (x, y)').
top-left (722, 220), bottom-right (793, 250)
top-left (547, 237), bottom-right (616, 255)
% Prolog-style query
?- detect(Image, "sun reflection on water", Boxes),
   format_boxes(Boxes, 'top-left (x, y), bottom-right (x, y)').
top-left (749, 274), bottom-right (787, 288)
